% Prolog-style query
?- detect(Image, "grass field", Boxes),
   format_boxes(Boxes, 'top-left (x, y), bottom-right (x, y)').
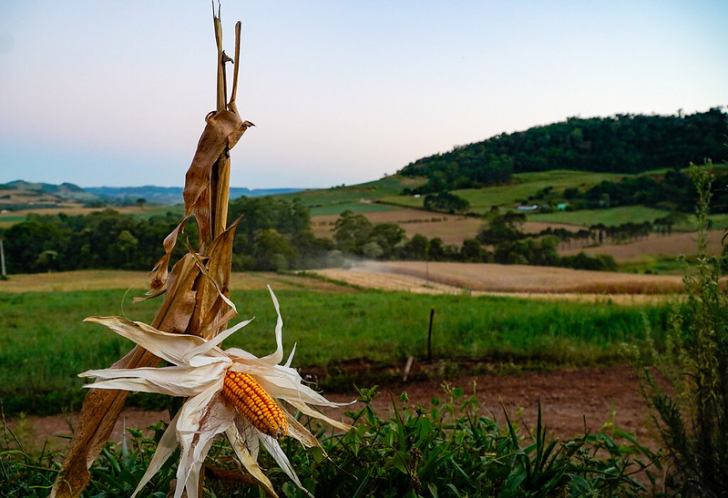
top-left (0, 280), bottom-right (669, 416)
top-left (277, 175), bottom-right (427, 208)
top-left (0, 269), bottom-right (674, 416)
top-left (378, 170), bottom-right (627, 211)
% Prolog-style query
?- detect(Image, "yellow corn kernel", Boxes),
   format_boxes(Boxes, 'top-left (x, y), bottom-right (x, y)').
top-left (222, 371), bottom-right (288, 439)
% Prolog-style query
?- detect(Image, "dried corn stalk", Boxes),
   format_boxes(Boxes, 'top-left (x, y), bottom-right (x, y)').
top-left (51, 9), bottom-right (249, 498)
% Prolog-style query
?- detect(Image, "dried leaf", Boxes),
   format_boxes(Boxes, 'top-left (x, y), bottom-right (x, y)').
top-left (187, 218), bottom-right (240, 339)
top-left (149, 218), bottom-right (187, 292)
top-left (152, 108), bottom-right (251, 291)
top-left (183, 107), bottom-right (252, 218)
top-left (52, 254), bottom-right (202, 497)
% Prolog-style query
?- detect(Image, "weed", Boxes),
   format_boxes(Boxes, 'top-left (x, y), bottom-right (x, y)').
top-left (632, 162), bottom-right (728, 496)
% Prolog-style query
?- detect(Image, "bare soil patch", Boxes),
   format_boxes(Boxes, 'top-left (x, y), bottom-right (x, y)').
top-left (561, 230), bottom-right (724, 260)
top-left (312, 209), bottom-right (483, 245)
top-left (319, 261), bottom-right (684, 295)
top-left (9, 366), bottom-right (656, 454)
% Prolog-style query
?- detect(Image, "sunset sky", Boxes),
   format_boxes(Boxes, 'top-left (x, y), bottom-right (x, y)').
top-left (1, 1), bottom-right (727, 189)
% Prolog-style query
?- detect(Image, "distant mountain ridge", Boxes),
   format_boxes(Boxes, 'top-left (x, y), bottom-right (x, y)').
top-left (1, 180), bottom-right (97, 202)
top-left (0, 180), bottom-right (304, 207)
top-left (85, 186), bottom-right (303, 205)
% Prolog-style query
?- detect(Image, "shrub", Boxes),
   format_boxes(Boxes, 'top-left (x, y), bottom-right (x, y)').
top-left (633, 162), bottom-right (728, 496)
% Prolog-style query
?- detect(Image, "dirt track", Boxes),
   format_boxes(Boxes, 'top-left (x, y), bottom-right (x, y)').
top-left (9, 366), bottom-right (657, 454)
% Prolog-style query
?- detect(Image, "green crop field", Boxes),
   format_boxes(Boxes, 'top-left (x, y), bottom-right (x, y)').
top-left (0, 286), bottom-right (668, 416)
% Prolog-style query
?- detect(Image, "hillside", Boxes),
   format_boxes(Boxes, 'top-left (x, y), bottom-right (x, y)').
top-left (0, 180), bottom-right (96, 210)
top-left (399, 108), bottom-right (728, 193)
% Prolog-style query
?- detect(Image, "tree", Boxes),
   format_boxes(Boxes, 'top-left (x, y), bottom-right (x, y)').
top-left (136, 198), bottom-right (147, 211)
top-left (400, 234), bottom-right (429, 260)
top-left (34, 249), bottom-right (59, 272)
top-left (253, 228), bottom-right (296, 271)
top-left (461, 238), bottom-right (485, 262)
top-left (477, 212), bottom-right (526, 246)
top-left (333, 210), bottom-right (373, 255)
top-left (423, 192), bottom-right (470, 214)
top-left (370, 222), bottom-right (406, 258)
top-left (362, 241), bottom-right (384, 259)
top-left (114, 230), bottom-right (139, 266)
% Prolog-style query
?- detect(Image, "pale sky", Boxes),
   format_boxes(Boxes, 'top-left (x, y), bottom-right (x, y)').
top-left (1, 1), bottom-right (727, 189)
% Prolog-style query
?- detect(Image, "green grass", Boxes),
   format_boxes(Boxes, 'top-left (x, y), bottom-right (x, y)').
top-left (379, 170), bottom-right (645, 212)
top-left (276, 175), bottom-right (427, 209)
top-left (527, 206), bottom-right (671, 227)
top-left (0, 288), bottom-right (668, 415)
top-left (619, 256), bottom-right (686, 275)
top-left (134, 204), bottom-right (184, 219)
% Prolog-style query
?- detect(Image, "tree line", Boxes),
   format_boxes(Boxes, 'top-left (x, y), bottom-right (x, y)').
top-left (400, 108), bottom-right (727, 193)
top-left (2, 199), bottom-right (624, 275)
top-left (0, 196), bottom-right (332, 274)
top-left (333, 210), bottom-right (618, 271)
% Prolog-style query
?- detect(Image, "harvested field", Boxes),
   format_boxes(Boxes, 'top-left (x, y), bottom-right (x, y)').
top-left (319, 261), bottom-right (685, 295)
top-left (0, 205), bottom-right (148, 217)
top-left (0, 270), bottom-right (352, 294)
top-left (561, 230), bottom-right (724, 260)
top-left (312, 208), bottom-right (483, 244)
top-left (313, 208), bottom-right (608, 245)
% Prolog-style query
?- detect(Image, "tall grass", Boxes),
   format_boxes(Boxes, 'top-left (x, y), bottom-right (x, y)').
top-left (0, 288), bottom-right (669, 416)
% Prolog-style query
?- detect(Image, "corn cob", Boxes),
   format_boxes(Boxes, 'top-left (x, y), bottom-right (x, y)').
top-left (222, 371), bottom-right (288, 439)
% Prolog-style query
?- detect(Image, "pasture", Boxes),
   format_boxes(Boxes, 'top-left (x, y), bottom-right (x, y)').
top-left (378, 170), bottom-right (627, 211)
top-left (0, 269), bottom-right (669, 416)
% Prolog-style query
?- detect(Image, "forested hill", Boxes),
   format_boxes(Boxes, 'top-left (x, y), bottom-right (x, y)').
top-left (399, 108), bottom-right (727, 192)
